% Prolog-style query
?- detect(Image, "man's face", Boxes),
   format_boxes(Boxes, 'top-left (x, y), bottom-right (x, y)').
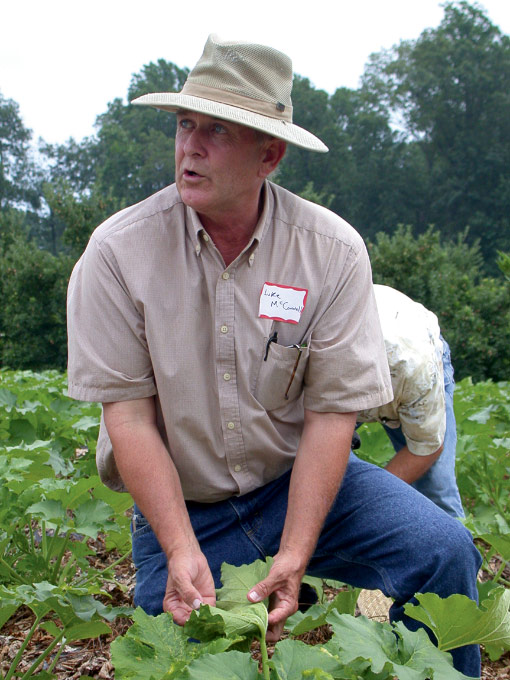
top-left (175, 111), bottom-right (268, 222)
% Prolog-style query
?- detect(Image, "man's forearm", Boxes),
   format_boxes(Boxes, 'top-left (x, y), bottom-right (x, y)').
top-left (102, 398), bottom-right (199, 557)
top-left (279, 409), bottom-right (357, 567)
top-left (384, 444), bottom-right (443, 484)
top-left (248, 408), bottom-right (357, 639)
top-left (103, 397), bottom-right (216, 622)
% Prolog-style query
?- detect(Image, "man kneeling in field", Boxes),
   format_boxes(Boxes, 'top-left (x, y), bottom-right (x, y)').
top-left (67, 34), bottom-right (482, 677)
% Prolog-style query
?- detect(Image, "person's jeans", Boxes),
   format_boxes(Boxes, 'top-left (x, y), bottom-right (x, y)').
top-left (383, 338), bottom-right (465, 518)
top-left (131, 453), bottom-right (481, 677)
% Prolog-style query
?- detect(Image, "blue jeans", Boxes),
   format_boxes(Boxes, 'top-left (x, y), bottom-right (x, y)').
top-left (132, 453), bottom-right (481, 677)
top-left (383, 338), bottom-right (465, 519)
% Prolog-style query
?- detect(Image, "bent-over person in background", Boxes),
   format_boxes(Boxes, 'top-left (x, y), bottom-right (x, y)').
top-left (357, 284), bottom-right (465, 518)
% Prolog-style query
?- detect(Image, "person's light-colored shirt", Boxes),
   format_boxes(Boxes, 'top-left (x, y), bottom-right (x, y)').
top-left (67, 181), bottom-right (392, 501)
top-left (357, 284), bottom-right (445, 456)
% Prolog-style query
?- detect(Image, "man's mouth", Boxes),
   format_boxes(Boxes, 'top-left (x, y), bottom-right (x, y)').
top-left (184, 169), bottom-right (203, 178)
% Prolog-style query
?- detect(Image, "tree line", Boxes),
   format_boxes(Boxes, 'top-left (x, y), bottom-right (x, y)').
top-left (0, 1), bottom-right (509, 381)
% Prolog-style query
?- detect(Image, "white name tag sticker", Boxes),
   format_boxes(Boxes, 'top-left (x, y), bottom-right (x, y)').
top-left (258, 282), bottom-right (308, 324)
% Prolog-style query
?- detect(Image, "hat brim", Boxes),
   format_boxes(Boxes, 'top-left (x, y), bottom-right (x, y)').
top-left (131, 93), bottom-right (328, 153)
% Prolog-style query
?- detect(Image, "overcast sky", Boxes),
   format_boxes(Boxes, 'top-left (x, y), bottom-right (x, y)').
top-left (2, 0), bottom-right (509, 145)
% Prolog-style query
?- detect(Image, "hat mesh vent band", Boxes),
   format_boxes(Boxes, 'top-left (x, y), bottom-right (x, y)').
top-left (181, 82), bottom-right (293, 122)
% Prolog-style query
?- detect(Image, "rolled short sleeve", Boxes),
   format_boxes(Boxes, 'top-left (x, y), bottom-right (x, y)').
top-left (303, 239), bottom-right (393, 413)
top-left (398, 366), bottom-right (446, 456)
top-left (67, 235), bottom-right (156, 403)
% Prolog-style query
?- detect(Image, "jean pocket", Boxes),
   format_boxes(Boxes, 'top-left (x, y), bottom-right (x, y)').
top-left (254, 342), bottom-right (309, 411)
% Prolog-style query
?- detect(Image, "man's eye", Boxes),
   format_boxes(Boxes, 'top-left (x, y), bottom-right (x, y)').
top-left (179, 119), bottom-right (193, 129)
top-left (212, 123), bottom-right (226, 134)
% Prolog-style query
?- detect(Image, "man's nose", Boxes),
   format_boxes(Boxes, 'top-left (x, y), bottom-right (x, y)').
top-left (183, 128), bottom-right (206, 156)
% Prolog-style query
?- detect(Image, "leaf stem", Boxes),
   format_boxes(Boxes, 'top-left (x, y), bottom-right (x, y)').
top-left (481, 546), bottom-right (496, 573)
top-left (28, 522), bottom-right (36, 555)
top-left (19, 629), bottom-right (65, 679)
top-left (74, 548), bottom-right (131, 587)
top-left (4, 613), bottom-right (43, 680)
top-left (258, 635), bottom-right (271, 680)
top-left (46, 522), bottom-right (62, 562)
top-left (41, 520), bottom-right (48, 562)
top-left (46, 637), bottom-right (66, 674)
top-left (0, 555), bottom-right (29, 584)
top-left (58, 553), bottom-right (77, 585)
top-left (50, 529), bottom-right (71, 583)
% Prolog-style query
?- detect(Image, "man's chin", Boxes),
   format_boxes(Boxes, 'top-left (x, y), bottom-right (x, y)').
top-left (177, 185), bottom-right (210, 213)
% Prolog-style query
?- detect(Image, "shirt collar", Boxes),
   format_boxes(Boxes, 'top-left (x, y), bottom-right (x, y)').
top-left (250, 180), bottom-right (273, 247)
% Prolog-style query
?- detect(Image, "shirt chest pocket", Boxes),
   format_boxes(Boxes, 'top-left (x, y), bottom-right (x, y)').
top-left (254, 340), bottom-right (310, 412)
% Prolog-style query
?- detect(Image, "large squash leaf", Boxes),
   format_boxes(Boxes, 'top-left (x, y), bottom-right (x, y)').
top-left (326, 612), bottom-right (470, 680)
top-left (111, 608), bottom-right (238, 679)
top-left (185, 601), bottom-right (268, 641)
top-left (218, 558), bottom-right (273, 605)
top-left (404, 587), bottom-right (510, 660)
top-left (183, 650), bottom-right (262, 679)
top-left (285, 588), bottom-right (361, 635)
top-left (270, 639), bottom-right (343, 679)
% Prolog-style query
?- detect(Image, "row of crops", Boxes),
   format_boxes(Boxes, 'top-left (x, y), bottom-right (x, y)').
top-left (0, 370), bottom-right (508, 678)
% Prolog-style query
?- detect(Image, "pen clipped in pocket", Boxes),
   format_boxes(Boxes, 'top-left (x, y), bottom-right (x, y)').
top-left (254, 339), bottom-right (309, 411)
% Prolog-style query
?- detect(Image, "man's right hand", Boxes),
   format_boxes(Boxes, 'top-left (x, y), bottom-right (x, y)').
top-left (163, 547), bottom-right (216, 625)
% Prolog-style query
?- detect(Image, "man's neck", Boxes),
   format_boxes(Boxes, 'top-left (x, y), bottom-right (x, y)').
top-left (201, 218), bottom-right (256, 267)
top-left (198, 188), bottom-right (265, 267)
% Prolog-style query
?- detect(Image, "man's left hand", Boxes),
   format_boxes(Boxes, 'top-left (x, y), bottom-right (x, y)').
top-left (247, 552), bottom-right (305, 641)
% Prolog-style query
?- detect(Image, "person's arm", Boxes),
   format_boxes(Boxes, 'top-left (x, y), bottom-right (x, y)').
top-left (383, 341), bottom-right (446, 485)
top-left (247, 408), bottom-right (357, 640)
top-left (384, 443), bottom-right (443, 483)
top-left (102, 397), bottom-right (216, 624)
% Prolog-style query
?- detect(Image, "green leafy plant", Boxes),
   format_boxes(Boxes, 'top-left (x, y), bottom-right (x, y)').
top-left (2, 370), bottom-right (510, 676)
top-left (0, 580), bottom-right (129, 679)
top-left (405, 583), bottom-right (510, 662)
top-left (0, 370), bottom-right (133, 678)
top-left (111, 558), bottom-right (494, 679)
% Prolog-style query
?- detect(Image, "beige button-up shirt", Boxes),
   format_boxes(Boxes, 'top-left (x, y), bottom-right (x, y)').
top-left (357, 285), bottom-right (446, 456)
top-left (67, 181), bottom-right (392, 501)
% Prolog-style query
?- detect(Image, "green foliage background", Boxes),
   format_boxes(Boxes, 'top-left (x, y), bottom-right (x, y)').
top-left (367, 226), bottom-right (510, 381)
top-left (0, 1), bottom-right (509, 380)
top-left (0, 370), bottom-right (508, 676)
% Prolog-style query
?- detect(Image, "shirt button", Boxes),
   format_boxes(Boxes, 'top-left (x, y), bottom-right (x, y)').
top-left (202, 233), bottom-right (210, 242)
top-left (227, 421), bottom-right (235, 430)
top-left (222, 272), bottom-right (230, 280)
top-left (249, 254), bottom-right (255, 264)
top-left (220, 325), bottom-right (228, 334)
top-left (223, 372), bottom-right (231, 381)
top-left (234, 464), bottom-right (242, 472)
top-left (195, 244), bottom-right (201, 254)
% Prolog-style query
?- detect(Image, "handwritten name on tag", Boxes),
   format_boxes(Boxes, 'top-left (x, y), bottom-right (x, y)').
top-left (258, 282), bottom-right (308, 324)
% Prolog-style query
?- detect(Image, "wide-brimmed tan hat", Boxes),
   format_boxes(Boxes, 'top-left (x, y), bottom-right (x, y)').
top-left (131, 34), bottom-right (328, 153)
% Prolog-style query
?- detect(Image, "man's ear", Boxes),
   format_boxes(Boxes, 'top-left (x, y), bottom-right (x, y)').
top-left (259, 140), bottom-right (287, 178)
